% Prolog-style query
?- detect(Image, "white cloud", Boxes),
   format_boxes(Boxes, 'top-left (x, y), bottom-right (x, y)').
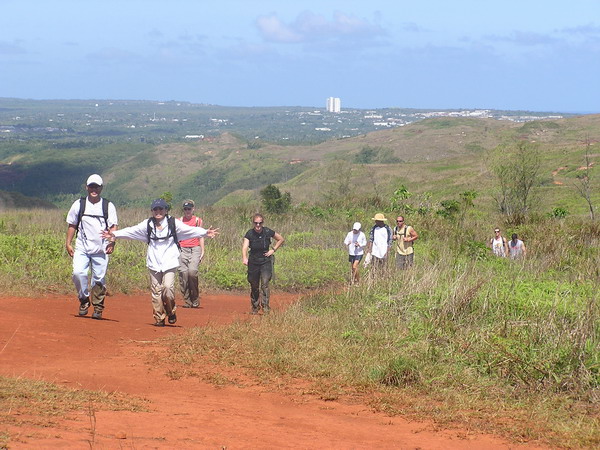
top-left (255, 10), bottom-right (385, 44)
top-left (256, 14), bottom-right (303, 43)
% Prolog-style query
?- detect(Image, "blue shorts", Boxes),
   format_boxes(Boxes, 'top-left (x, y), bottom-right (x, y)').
top-left (348, 254), bottom-right (363, 263)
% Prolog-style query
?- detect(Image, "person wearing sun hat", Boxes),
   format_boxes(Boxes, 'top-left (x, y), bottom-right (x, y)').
top-left (366, 213), bottom-right (393, 270)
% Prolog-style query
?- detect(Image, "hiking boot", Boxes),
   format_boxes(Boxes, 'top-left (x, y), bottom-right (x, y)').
top-left (168, 313), bottom-right (177, 324)
top-left (78, 299), bottom-right (90, 316)
top-left (154, 319), bottom-right (165, 327)
top-left (91, 310), bottom-right (102, 320)
top-left (250, 309), bottom-right (259, 315)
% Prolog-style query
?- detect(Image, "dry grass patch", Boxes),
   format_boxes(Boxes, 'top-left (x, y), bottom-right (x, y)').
top-left (0, 376), bottom-right (148, 446)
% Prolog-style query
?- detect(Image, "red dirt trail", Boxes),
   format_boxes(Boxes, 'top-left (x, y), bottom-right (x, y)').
top-left (0, 293), bottom-right (546, 449)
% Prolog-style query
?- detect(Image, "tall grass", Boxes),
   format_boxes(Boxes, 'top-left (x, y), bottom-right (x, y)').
top-left (1, 206), bottom-right (598, 445)
top-left (165, 208), bottom-right (597, 448)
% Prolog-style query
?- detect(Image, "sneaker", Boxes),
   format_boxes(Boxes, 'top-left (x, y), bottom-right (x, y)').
top-left (168, 313), bottom-right (177, 324)
top-left (191, 302), bottom-right (200, 308)
top-left (263, 307), bottom-right (271, 314)
top-left (154, 319), bottom-right (165, 327)
top-left (78, 300), bottom-right (90, 316)
top-left (91, 310), bottom-right (102, 320)
top-left (250, 309), bottom-right (259, 315)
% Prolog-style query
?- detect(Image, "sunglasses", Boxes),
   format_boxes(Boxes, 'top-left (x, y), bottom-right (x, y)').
top-left (183, 207), bottom-right (193, 211)
top-left (153, 207), bottom-right (166, 212)
top-left (88, 184), bottom-right (101, 189)
top-left (396, 220), bottom-right (404, 222)
top-left (254, 221), bottom-right (263, 225)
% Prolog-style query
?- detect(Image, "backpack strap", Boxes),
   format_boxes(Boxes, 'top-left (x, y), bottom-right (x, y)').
top-left (76, 197), bottom-right (86, 231)
top-left (75, 197), bottom-right (110, 235)
top-left (146, 216), bottom-right (180, 250)
top-left (168, 216), bottom-right (180, 250)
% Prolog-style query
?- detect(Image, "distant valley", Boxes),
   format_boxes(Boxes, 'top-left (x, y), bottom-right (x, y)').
top-left (0, 98), bottom-right (596, 216)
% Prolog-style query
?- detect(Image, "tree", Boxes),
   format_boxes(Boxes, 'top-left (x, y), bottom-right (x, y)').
top-left (574, 138), bottom-right (596, 221)
top-left (160, 191), bottom-right (173, 211)
top-left (491, 142), bottom-right (541, 220)
top-left (260, 184), bottom-right (292, 214)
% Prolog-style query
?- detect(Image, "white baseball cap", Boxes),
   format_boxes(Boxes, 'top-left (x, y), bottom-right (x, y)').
top-left (352, 222), bottom-right (361, 230)
top-left (86, 174), bottom-right (103, 186)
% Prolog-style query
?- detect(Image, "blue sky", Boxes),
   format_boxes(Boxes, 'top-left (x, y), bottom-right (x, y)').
top-left (1, 0), bottom-right (599, 112)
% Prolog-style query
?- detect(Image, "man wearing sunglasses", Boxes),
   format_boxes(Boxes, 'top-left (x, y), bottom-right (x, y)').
top-left (242, 214), bottom-right (285, 315)
top-left (102, 199), bottom-right (219, 327)
top-left (392, 216), bottom-right (418, 269)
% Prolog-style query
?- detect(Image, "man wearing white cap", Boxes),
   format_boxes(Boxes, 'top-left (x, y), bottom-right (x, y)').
top-left (65, 174), bottom-right (118, 320)
top-left (344, 222), bottom-right (367, 284)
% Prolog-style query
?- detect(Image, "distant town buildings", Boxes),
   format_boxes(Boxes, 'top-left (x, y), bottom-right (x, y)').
top-left (326, 97), bottom-right (341, 113)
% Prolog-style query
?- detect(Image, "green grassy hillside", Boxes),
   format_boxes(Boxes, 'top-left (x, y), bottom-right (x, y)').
top-left (0, 114), bottom-right (598, 216)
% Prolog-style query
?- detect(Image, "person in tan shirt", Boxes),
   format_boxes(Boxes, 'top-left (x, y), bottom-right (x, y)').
top-left (392, 216), bottom-right (418, 269)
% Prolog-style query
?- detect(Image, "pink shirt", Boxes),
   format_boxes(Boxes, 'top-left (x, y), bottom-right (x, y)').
top-left (179, 216), bottom-right (203, 248)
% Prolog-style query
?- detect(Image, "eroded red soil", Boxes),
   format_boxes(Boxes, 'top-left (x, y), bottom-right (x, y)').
top-left (0, 293), bottom-right (546, 449)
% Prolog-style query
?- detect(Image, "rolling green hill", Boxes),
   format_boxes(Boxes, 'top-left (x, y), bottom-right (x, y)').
top-left (0, 112), bottom-right (598, 216)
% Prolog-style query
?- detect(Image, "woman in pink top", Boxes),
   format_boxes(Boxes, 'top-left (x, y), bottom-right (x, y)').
top-left (177, 199), bottom-right (205, 308)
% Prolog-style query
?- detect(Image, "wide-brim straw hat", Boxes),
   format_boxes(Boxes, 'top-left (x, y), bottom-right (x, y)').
top-left (371, 213), bottom-right (387, 221)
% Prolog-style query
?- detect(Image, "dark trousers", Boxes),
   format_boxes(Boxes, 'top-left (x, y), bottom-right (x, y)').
top-left (247, 257), bottom-right (273, 311)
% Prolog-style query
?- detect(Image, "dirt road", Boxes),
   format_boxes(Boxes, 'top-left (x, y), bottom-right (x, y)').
top-left (0, 293), bottom-right (544, 449)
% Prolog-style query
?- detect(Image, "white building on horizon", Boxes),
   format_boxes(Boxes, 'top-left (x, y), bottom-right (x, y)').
top-left (326, 97), bottom-right (341, 113)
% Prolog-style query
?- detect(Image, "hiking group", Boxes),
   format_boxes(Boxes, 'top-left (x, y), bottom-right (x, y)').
top-left (344, 213), bottom-right (419, 285)
top-left (66, 174), bottom-right (284, 326)
top-left (67, 174), bottom-right (528, 317)
top-left (344, 214), bottom-right (527, 285)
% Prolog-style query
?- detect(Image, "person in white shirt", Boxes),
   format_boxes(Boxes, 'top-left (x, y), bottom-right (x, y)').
top-left (489, 228), bottom-right (509, 258)
top-left (344, 222), bottom-right (367, 284)
top-left (66, 174), bottom-right (118, 320)
top-left (366, 213), bottom-right (393, 271)
top-left (102, 199), bottom-right (218, 327)
top-left (509, 233), bottom-right (527, 259)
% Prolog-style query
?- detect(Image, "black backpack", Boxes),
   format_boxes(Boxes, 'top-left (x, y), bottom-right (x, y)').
top-left (75, 197), bottom-right (110, 234)
top-left (146, 216), bottom-right (180, 250)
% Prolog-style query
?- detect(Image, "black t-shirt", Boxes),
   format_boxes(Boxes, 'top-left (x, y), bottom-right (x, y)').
top-left (245, 227), bottom-right (276, 263)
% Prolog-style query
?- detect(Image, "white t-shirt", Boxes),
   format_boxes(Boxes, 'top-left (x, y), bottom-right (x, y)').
top-left (66, 198), bottom-right (118, 255)
top-left (344, 231), bottom-right (367, 256)
top-left (491, 236), bottom-right (506, 257)
top-left (371, 226), bottom-right (390, 259)
top-left (509, 239), bottom-right (524, 259)
top-left (113, 217), bottom-right (209, 272)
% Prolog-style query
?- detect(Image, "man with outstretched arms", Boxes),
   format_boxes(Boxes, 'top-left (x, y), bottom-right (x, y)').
top-left (102, 199), bottom-right (219, 327)
top-left (66, 174), bottom-right (118, 320)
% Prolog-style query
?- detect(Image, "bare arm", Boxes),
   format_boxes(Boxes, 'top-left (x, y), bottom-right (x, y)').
top-left (199, 237), bottom-right (205, 259)
top-left (105, 224), bottom-right (118, 254)
top-left (66, 224), bottom-right (77, 257)
top-left (264, 232), bottom-right (284, 257)
top-left (404, 227), bottom-right (418, 243)
top-left (242, 237), bottom-right (250, 265)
